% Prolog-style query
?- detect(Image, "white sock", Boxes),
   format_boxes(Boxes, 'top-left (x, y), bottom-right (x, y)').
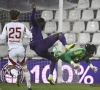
top-left (65, 45), bottom-right (68, 48)
top-left (23, 71), bottom-right (31, 88)
top-left (11, 69), bottom-right (18, 77)
top-left (49, 74), bottom-right (53, 77)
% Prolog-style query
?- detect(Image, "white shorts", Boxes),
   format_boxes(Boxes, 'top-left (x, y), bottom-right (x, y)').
top-left (8, 46), bottom-right (26, 65)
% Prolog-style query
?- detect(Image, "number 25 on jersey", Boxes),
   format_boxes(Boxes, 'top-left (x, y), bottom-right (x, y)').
top-left (9, 27), bottom-right (21, 38)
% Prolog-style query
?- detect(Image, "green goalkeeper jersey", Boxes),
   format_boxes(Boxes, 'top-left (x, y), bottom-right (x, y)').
top-left (54, 48), bottom-right (91, 65)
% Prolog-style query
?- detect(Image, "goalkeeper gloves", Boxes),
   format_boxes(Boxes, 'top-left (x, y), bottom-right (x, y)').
top-left (92, 66), bottom-right (98, 73)
top-left (89, 64), bottom-right (98, 73)
top-left (70, 61), bottom-right (80, 69)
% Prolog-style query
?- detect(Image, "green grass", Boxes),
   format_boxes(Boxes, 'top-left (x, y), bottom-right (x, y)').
top-left (0, 83), bottom-right (99, 90)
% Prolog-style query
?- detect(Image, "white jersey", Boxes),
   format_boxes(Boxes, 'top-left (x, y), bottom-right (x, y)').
top-left (0, 22), bottom-right (32, 50)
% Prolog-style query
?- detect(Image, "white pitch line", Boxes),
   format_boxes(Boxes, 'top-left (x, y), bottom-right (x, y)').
top-left (79, 66), bottom-right (90, 83)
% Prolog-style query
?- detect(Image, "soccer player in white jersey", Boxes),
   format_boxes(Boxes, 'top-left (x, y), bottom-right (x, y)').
top-left (0, 9), bottom-right (32, 90)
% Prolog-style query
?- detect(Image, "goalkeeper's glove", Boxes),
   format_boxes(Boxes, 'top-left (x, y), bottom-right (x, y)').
top-left (89, 64), bottom-right (98, 73)
top-left (70, 61), bottom-right (80, 69)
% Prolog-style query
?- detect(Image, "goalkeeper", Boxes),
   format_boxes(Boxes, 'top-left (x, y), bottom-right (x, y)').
top-left (53, 44), bottom-right (98, 72)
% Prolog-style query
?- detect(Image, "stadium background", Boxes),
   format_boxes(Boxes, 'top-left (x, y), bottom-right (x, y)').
top-left (0, 0), bottom-right (100, 90)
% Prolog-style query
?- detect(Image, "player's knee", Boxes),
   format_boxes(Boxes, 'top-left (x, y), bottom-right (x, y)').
top-left (59, 32), bottom-right (64, 37)
top-left (21, 65), bottom-right (28, 72)
top-left (9, 65), bottom-right (15, 71)
top-left (56, 32), bottom-right (63, 37)
top-left (20, 61), bottom-right (26, 66)
top-left (54, 32), bottom-right (63, 40)
top-left (59, 32), bottom-right (63, 35)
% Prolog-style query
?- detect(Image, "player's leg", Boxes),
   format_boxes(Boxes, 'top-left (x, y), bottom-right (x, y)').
top-left (41, 32), bottom-right (67, 50)
top-left (18, 46), bottom-right (32, 90)
top-left (52, 32), bottom-right (76, 51)
top-left (8, 49), bottom-right (20, 86)
top-left (48, 61), bottom-right (56, 85)
top-left (20, 61), bottom-right (32, 90)
top-left (37, 32), bottom-right (76, 51)
top-left (30, 32), bottom-right (75, 52)
top-left (39, 51), bottom-right (58, 85)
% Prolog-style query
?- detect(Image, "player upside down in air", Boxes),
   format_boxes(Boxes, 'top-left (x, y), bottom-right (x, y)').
top-left (53, 44), bottom-right (98, 72)
top-left (0, 9), bottom-right (32, 90)
top-left (29, 3), bottom-right (76, 85)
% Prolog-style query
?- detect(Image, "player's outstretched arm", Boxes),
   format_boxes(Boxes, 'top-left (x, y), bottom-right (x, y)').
top-left (70, 61), bottom-right (80, 69)
top-left (86, 59), bottom-right (98, 73)
top-left (30, 3), bottom-right (38, 26)
top-left (89, 64), bottom-right (98, 73)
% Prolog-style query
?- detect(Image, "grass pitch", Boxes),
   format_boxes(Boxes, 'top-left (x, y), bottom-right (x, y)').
top-left (0, 83), bottom-right (99, 90)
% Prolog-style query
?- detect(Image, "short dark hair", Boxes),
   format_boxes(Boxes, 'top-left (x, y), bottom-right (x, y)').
top-left (85, 43), bottom-right (97, 54)
top-left (10, 9), bottom-right (20, 20)
top-left (37, 18), bottom-right (46, 30)
top-left (37, 18), bottom-right (45, 23)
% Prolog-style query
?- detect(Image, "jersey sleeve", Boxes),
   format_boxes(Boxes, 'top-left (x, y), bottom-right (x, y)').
top-left (65, 49), bottom-right (83, 63)
top-left (24, 26), bottom-right (32, 39)
top-left (30, 8), bottom-right (38, 26)
top-left (0, 25), bottom-right (7, 40)
top-left (85, 59), bottom-right (91, 65)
